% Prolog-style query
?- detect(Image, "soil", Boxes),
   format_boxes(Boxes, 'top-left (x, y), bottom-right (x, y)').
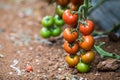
top-left (0, 0), bottom-right (120, 80)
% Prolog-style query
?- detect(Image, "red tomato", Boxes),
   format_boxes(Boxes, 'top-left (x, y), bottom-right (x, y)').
top-left (79, 35), bottom-right (94, 51)
top-left (26, 66), bottom-right (33, 72)
top-left (65, 55), bottom-right (79, 67)
top-left (62, 9), bottom-right (78, 26)
top-left (63, 27), bottom-right (78, 42)
top-left (64, 41), bottom-right (79, 54)
top-left (81, 51), bottom-right (95, 64)
top-left (57, 0), bottom-right (70, 6)
top-left (79, 20), bottom-right (94, 35)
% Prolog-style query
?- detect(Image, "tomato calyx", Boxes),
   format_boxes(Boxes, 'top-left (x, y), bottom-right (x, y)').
top-left (78, 36), bottom-right (84, 42)
top-left (69, 42), bottom-right (76, 48)
top-left (70, 54), bottom-right (77, 58)
top-left (80, 49), bottom-right (86, 54)
top-left (80, 20), bottom-right (88, 27)
top-left (70, 28), bottom-right (77, 33)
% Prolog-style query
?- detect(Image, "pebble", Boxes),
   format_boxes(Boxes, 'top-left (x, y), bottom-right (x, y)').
top-left (17, 50), bottom-right (21, 54)
top-left (79, 77), bottom-right (87, 80)
top-left (0, 44), bottom-right (3, 50)
top-left (0, 54), bottom-right (4, 58)
top-left (9, 72), bottom-right (13, 75)
top-left (29, 47), bottom-right (33, 51)
top-left (0, 28), bottom-right (4, 33)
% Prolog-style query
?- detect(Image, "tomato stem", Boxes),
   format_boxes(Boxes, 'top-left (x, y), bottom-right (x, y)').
top-left (54, 2), bottom-right (58, 17)
top-left (83, 0), bottom-right (89, 20)
top-left (80, 49), bottom-right (86, 54)
top-left (94, 43), bottom-right (120, 60)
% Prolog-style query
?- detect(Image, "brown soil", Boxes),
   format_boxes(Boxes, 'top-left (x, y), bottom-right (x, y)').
top-left (0, 0), bottom-right (120, 80)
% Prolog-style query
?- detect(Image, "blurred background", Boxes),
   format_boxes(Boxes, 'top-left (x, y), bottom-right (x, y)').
top-left (90, 0), bottom-right (120, 35)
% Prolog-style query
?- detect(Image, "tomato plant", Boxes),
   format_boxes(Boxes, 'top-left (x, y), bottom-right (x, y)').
top-left (51, 25), bottom-right (61, 37)
top-left (64, 41), bottom-right (79, 54)
top-left (76, 62), bottom-right (90, 73)
top-left (65, 55), bottom-right (79, 67)
top-left (54, 15), bottom-right (64, 26)
top-left (39, 0), bottom-right (110, 73)
top-left (57, 0), bottom-right (70, 6)
top-left (79, 35), bottom-right (94, 51)
top-left (81, 51), bottom-right (95, 64)
top-left (63, 27), bottom-right (78, 42)
top-left (79, 20), bottom-right (94, 35)
top-left (62, 9), bottom-right (78, 26)
top-left (40, 27), bottom-right (51, 38)
top-left (41, 16), bottom-right (54, 28)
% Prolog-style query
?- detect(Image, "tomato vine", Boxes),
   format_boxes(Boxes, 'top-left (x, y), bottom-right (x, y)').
top-left (40, 0), bottom-right (120, 73)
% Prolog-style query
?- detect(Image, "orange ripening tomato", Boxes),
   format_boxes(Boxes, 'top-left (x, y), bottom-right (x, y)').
top-left (65, 55), bottom-right (79, 67)
top-left (57, 0), bottom-right (70, 6)
top-left (71, 3), bottom-right (79, 11)
top-left (62, 9), bottom-right (78, 26)
top-left (80, 51), bottom-right (95, 64)
top-left (79, 35), bottom-right (94, 51)
top-left (79, 20), bottom-right (94, 35)
top-left (63, 27), bottom-right (78, 42)
top-left (64, 41), bottom-right (79, 54)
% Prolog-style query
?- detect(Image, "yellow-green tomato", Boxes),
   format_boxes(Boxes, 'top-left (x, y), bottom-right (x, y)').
top-left (51, 26), bottom-right (61, 37)
top-left (65, 55), bottom-right (79, 67)
top-left (54, 15), bottom-right (64, 26)
top-left (40, 27), bottom-right (51, 38)
top-left (56, 5), bottom-right (66, 17)
top-left (41, 16), bottom-right (54, 27)
top-left (77, 62), bottom-right (90, 73)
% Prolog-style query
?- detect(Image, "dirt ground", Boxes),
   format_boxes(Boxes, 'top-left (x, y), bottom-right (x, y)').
top-left (0, 0), bottom-right (120, 80)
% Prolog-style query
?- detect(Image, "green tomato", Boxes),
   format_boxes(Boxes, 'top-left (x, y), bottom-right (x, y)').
top-left (40, 27), bottom-right (51, 38)
top-left (54, 15), bottom-right (64, 26)
top-left (41, 16), bottom-right (54, 27)
top-left (51, 26), bottom-right (61, 37)
top-left (76, 62), bottom-right (90, 73)
top-left (56, 5), bottom-right (66, 17)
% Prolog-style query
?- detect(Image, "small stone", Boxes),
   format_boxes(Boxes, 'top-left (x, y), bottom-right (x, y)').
top-left (0, 54), bottom-right (4, 58)
top-left (95, 72), bottom-right (101, 76)
top-left (79, 77), bottom-right (87, 80)
top-left (29, 47), bottom-right (33, 51)
top-left (0, 44), bottom-right (2, 49)
top-left (9, 72), bottom-right (13, 75)
top-left (17, 50), bottom-right (21, 54)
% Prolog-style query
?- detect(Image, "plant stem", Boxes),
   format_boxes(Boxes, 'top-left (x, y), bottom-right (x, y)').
top-left (84, 0), bottom-right (89, 20)
top-left (77, 5), bottom-right (84, 26)
top-left (94, 43), bottom-right (120, 60)
top-left (76, 5), bottom-right (84, 39)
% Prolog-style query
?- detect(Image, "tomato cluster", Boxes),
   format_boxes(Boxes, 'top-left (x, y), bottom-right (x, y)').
top-left (62, 9), bottom-right (95, 72)
top-left (40, 14), bottom-right (65, 38)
